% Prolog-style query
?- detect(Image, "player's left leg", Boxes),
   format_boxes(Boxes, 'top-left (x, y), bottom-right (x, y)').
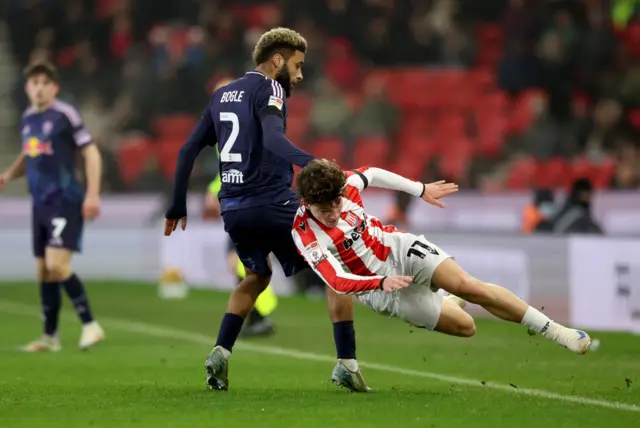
top-left (273, 201), bottom-right (369, 392)
top-left (326, 287), bottom-right (371, 392)
top-left (432, 257), bottom-right (592, 354)
top-left (45, 247), bottom-right (104, 349)
top-left (229, 250), bottom-right (277, 337)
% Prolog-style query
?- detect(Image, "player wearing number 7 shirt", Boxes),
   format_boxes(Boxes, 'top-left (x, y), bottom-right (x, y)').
top-left (164, 28), bottom-right (367, 392)
top-left (292, 160), bottom-right (593, 382)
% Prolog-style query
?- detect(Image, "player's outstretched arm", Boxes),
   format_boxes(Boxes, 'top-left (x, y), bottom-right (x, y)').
top-left (165, 113), bottom-right (217, 236)
top-left (0, 153), bottom-right (26, 191)
top-left (292, 229), bottom-right (412, 294)
top-left (349, 167), bottom-right (458, 208)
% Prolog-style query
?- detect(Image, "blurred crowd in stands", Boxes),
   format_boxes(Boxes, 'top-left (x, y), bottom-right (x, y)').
top-left (4, 0), bottom-right (640, 193)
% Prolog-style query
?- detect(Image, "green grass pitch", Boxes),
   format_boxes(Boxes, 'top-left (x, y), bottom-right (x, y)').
top-left (0, 281), bottom-right (639, 428)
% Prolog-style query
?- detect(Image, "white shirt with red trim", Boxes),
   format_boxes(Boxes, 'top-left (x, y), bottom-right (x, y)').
top-left (291, 167), bottom-right (424, 295)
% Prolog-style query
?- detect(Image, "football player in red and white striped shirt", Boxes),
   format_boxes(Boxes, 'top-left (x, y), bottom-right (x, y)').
top-left (292, 160), bottom-right (593, 383)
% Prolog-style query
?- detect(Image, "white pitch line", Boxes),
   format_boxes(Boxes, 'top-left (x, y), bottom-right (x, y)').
top-left (0, 300), bottom-right (638, 413)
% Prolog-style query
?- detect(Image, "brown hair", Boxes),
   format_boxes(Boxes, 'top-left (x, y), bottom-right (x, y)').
top-left (23, 61), bottom-right (59, 83)
top-left (296, 160), bottom-right (346, 206)
top-left (252, 27), bottom-right (307, 65)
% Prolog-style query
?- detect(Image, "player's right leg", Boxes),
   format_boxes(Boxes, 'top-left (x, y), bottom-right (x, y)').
top-left (21, 255), bottom-right (62, 352)
top-left (431, 257), bottom-right (592, 354)
top-left (22, 208), bottom-right (61, 352)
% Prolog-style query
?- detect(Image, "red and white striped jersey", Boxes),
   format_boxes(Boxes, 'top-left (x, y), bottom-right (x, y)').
top-left (291, 167), bottom-right (424, 295)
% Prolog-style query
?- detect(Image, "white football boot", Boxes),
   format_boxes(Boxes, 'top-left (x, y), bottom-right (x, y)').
top-left (554, 327), bottom-right (592, 354)
top-left (21, 335), bottom-right (61, 352)
top-left (79, 321), bottom-right (105, 350)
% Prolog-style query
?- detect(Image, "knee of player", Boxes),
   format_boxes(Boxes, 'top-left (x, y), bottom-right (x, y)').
top-left (45, 261), bottom-right (72, 282)
top-left (459, 317), bottom-right (476, 337)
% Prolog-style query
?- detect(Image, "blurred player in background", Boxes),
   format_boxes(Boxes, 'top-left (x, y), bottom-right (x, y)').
top-left (0, 62), bottom-right (105, 352)
top-left (204, 173), bottom-right (278, 337)
top-left (165, 28), bottom-right (367, 392)
top-left (293, 160), bottom-right (593, 361)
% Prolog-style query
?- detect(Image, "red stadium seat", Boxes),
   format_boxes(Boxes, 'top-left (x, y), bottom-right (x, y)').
top-left (116, 136), bottom-right (154, 186)
top-left (352, 137), bottom-right (391, 169)
top-left (475, 114), bottom-right (509, 158)
top-left (536, 158), bottom-right (571, 189)
top-left (286, 93), bottom-right (313, 116)
top-left (152, 114), bottom-right (198, 140)
top-left (310, 138), bottom-right (345, 166)
top-left (505, 157), bottom-right (538, 190)
top-left (509, 89), bottom-right (547, 135)
top-left (389, 152), bottom-right (428, 181)
top-left (438, 150), bottom-right (471, 182)
top-left (286, 115), bottom-right (309, 145)
top-left (434, 114), bottom-right (467, 141)
top-left (157, 139), bottom-right (184, 179)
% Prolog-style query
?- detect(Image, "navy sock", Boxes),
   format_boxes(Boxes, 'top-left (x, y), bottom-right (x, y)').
top-left (61, 273), bottom-right (94, 324)
top-left (40, 282), bottom-right (61, 336)
top-left (215, 313), bottom-right (245, 351)
top-left (333, 320), bottom-right (356, 359)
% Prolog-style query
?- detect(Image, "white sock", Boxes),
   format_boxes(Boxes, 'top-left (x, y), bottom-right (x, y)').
top-left (521, 306), bottom-right (561, 338)
top-left (340, 358), bottom-right (359, 371)
top-left (214, 345), bottom-right (232, 359)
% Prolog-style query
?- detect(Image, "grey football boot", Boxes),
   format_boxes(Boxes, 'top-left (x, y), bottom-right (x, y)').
top-left (205, 346), bottom-right (229, 391)
top-left (330, 359), bottom-right (372, 392)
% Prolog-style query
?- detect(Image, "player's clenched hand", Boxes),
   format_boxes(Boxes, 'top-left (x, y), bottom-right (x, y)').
top-left (381, 276), bottom-right (413, 292)
top-left (83, 194), bottom-right (101, 221)
top-left (421, 180), bottom-right (458, 208)
top-left (164, 217), bottom-right (187, 236)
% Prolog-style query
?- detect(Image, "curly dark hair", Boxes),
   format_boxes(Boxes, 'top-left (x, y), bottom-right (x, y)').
top-left (252, 27), bottom-right (307, 65)
top-left (296, 160), bottom-right (346, 206)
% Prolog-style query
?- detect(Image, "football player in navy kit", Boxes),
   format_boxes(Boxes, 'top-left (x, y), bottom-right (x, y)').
top-left (165, 28), bottom-right (368, 392)
top-left (0, 62), bottom-right (105, 352)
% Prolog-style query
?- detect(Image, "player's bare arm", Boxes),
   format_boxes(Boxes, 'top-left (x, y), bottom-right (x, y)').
top-left (165, 111), bottom-right (217, 236)
top-left (0, 153), bottom-right (27, 190)
top-left (81, 144), bottom-right (102, 221)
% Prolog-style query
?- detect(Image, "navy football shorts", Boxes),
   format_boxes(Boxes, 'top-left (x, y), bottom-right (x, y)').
top-left (222, 199), bottom-right (308, 278)
top-left (32, 201), bottom-right (84, 257)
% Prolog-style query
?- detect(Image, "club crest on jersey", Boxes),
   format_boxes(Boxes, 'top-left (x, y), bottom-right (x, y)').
top-left (305, 241), bottom-right (326, 268)
top-left (22, 137), bottom-right (53, 157)
top-left (42, 121), bottom-right (53, 136)
top-left (344, 212), bottom-right (358, 227)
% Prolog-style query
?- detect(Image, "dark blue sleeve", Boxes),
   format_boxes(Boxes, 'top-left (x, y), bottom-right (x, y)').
top-left (166, 111), bottom-right (217, 218)
top-left (260, 113), bottom-right (316, 167)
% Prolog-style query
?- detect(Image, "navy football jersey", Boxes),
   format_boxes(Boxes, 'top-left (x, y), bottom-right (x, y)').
top-left (209, 71), bottom-right (295, 211)
top-left (21, 100), bottom-right (92, 205)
